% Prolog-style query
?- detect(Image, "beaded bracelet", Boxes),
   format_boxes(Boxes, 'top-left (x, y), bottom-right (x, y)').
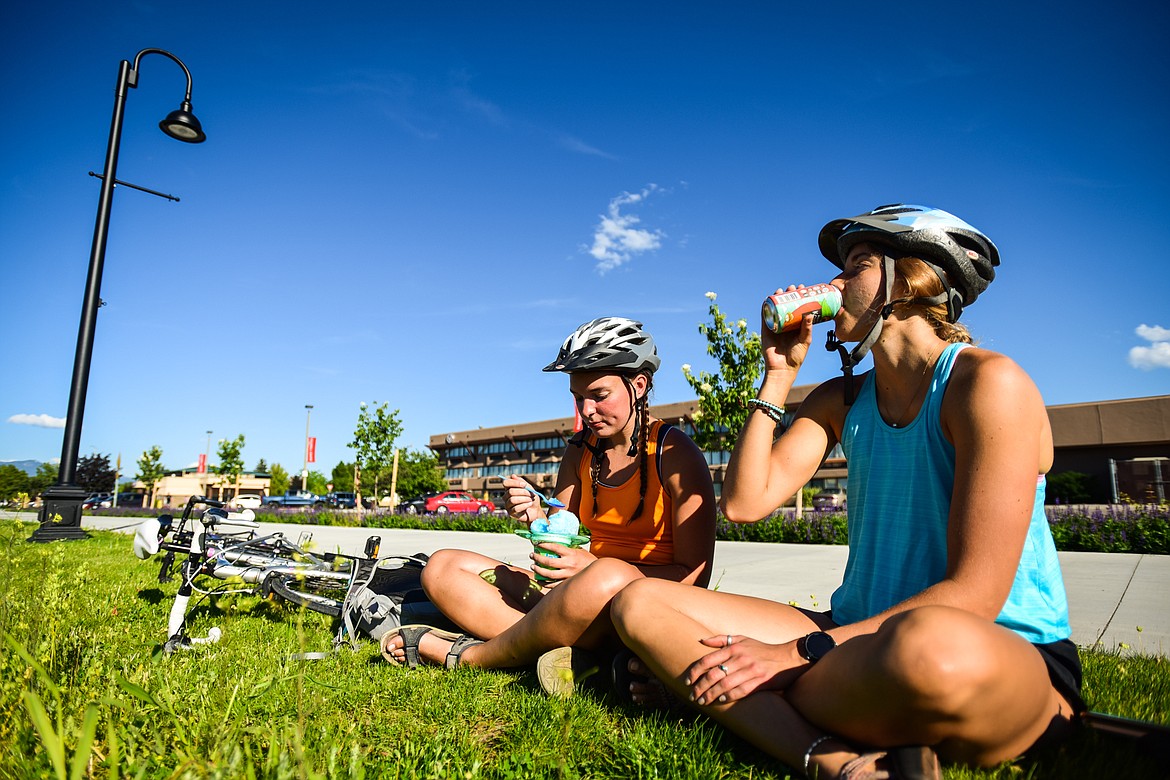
top-left (747, 397), bottom-right (786, 426)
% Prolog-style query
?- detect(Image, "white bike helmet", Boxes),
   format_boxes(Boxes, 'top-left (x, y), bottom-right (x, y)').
top-left (543, 317), bottom-right (661, 375)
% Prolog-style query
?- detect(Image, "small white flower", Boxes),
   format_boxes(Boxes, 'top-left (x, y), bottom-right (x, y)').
top-left (705, 291), bottom-right (717, 301)
top-left (737, 319), bottom-right (747, 329)
top-left (700, 383), bottom-right (713, 394)
top-left (681, 363), bottom-right (692, 373)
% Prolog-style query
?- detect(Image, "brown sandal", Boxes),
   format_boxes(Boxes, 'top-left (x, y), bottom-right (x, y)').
top-left (837, 745), bottom-right (940, 780)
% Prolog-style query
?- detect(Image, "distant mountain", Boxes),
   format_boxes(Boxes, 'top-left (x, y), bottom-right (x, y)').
top-left (0, 460), bottom-right (42, 476)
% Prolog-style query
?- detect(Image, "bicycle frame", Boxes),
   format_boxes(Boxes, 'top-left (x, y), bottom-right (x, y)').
top-left (134, 495), bottom-right (345, 652)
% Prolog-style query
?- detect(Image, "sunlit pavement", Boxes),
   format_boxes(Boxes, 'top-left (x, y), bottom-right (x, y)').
top-left (8, 512), bottom-right (1164, 657)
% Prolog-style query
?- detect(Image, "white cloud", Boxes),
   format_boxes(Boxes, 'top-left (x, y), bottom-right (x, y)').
top-left (1136, 324), bottom-right (1170, 342)
top-left (1128, 324), bottom-right (1170, 370)
top-left (1129, 342), bottom-right (1170, 370)
top-left (587, 185), bottom-right (665, 273)
top-left (8, 413), bottom-right (66, 428)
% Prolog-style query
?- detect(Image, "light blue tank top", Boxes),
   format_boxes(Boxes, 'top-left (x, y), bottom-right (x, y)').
top-left (832, 342), bottom-right (1071, 644)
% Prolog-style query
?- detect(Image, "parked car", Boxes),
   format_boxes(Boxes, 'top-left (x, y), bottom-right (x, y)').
top-left (812, 487), bottom-right (847, 510)
top-left (116, 492), bottom-right (145, 508)
top-left (319, 492), bottom-right (357, 509)
top-left (398, 491), bottom-right (496, 515)
top-left (231, 494), bottom-right (264, 510)
top-left (82, 493), bottom-right (113, 509)
top-left (262, 491), bottom-right (318, 509)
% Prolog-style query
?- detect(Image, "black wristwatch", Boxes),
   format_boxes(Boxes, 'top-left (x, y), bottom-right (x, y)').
top-left (796, 631), bottom-right (837, 663)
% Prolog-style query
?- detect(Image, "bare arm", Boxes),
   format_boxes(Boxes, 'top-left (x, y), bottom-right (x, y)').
top-left (640, 426), bottom-right (718, 587)
top-left (721, 310), bottom-right (845, 523)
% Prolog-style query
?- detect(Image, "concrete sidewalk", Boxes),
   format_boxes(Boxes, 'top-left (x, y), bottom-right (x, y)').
top-left (55, 515), bottom-right (1169, 657)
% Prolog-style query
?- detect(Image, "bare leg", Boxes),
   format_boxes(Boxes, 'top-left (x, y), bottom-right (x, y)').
top-left (394, 557), bottom-right (647, 668)
top-left (420, 548), bottom-right (544, 639)
top-left (612, 578), bottom-right (832, 771)
top-left (614, 580), bottom-right (1075, 774)
top-left (788, 606), bottom-right (1076, 766)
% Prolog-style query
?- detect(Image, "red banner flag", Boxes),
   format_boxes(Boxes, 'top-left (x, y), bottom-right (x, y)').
top-left (307, 437), bottom-right (317, 464)
top-left (197, 453), bottom-right (207, 474)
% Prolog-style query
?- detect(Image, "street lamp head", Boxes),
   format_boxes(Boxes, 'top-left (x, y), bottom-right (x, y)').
top-left (160, 100), bottom-right (206, 143)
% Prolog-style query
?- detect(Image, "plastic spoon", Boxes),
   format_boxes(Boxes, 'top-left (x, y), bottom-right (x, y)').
top-left (518, 482), bottom-right (566, 509)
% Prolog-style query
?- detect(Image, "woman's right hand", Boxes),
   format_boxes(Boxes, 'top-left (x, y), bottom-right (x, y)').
top-left (502, 475), bottom-right (547, 527)
top-left (685, 634), bottom-right (808, 705)
top-left (761, 285), bottom-right (817, 376)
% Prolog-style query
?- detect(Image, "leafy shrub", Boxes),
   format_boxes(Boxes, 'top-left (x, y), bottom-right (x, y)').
top-left (82, 501), bottom-right (1170, 555)
top-left (1047, 504), bottom-right (1170, 554)
top-left (717, 510), bottom-right (848, 545)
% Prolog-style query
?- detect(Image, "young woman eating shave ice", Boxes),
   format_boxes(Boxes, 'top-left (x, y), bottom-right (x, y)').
top-left (610, 205), bottom-right (1082, 779)
top-left (381, 317), bottom-right (716, 694)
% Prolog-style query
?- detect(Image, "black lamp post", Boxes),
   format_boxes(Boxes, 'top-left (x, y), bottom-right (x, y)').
top-left (31, 49), bottom-right (206, 542)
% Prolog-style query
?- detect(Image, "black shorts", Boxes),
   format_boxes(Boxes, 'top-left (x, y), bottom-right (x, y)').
top-left (820, 611), bottom-right (1088, 716)
top-left (1024, 639), bottom-right (1086, 754)
top-left (1033, 638), bottom-right (1087, 715)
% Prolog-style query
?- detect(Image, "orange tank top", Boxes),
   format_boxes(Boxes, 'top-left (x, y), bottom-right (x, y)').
top-left (575, 419), bottom-right (674, 566)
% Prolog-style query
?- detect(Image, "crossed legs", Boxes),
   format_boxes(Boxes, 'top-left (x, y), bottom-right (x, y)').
top-left (612, 578), bottom-right (1075, 776)
top-left (383, 548), bottom-right (646, 669)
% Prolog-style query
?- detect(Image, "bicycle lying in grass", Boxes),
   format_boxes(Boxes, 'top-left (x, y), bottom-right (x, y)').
top-left (133, 495), bottom-right (385, 653)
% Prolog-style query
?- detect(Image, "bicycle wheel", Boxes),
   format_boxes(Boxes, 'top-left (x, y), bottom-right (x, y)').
top-left (266, 569), bottom-right (351, 617)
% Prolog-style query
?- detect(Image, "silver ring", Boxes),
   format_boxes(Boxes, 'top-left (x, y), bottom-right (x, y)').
top-left (719, 664), bottom-right (729, 674)
top-left (726, 634), bottom-right (733, 646)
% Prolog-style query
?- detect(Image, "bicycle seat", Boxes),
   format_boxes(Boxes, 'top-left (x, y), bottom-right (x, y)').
top-left (204, 507), bottom-right (259, 529)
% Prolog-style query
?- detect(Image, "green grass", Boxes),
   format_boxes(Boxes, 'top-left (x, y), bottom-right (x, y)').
top-left (1, 520), bottom-right (1166, 779)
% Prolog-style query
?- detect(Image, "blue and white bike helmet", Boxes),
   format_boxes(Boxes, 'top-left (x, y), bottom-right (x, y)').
top-left (818, 204), bottom-right (999, 323)
top-left (817, 204), bottom-right (1000, 403)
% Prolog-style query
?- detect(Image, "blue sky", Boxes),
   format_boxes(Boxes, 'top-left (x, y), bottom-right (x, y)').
top-left (1, 1), bottom-right (1167, 476)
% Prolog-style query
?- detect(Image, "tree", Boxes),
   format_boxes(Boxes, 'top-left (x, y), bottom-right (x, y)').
top-left (348, 402), bottom-right (403, 506)
top-left (77, 453), bottom-right (116, 494)
top-left (331, 461), bottom-right (355, 492)
top-left (395, 449), bottom-right (446, 501)
top-left (29, 462), bottom-right (58, 498)
top-left (269, 463), bottom-right (290, 496)
top-left (214, 435), bottom-right (246, 499)
top-left (254, 458), bottom-right (268, 473)
top-left (0, 465), bottom-right (30, 501)
top-left (306, 471), bottom-right (328, 495)
top-left (136, 446), bottom-right (166, 508)
top-left (681, 291), bottom-right (763, 452)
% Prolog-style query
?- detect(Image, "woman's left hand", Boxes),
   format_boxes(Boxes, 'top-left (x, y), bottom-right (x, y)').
top-left (530, 542), bottom-right (596, 583)
top-left (684, 634), bottom-right (807, 705)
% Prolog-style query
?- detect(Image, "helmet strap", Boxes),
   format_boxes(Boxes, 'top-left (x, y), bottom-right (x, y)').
top-left (826, 254), bottom-right (897, 405)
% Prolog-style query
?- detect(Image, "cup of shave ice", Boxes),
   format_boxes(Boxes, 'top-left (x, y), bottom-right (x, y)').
top-left (762, 283), bottom-right (842, 333)
top-left (516, 509), bottom-right (587, 582)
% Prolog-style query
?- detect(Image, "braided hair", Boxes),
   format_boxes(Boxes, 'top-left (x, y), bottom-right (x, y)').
top-left (582, 371), bottom-right (653, 525)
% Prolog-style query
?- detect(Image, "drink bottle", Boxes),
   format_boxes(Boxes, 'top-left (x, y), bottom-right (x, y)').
top-left (762, 283), bottom-right (842, 332)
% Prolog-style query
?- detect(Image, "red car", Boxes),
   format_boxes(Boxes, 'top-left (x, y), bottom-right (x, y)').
top-left (401, 491), bottom-right (496, 515)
